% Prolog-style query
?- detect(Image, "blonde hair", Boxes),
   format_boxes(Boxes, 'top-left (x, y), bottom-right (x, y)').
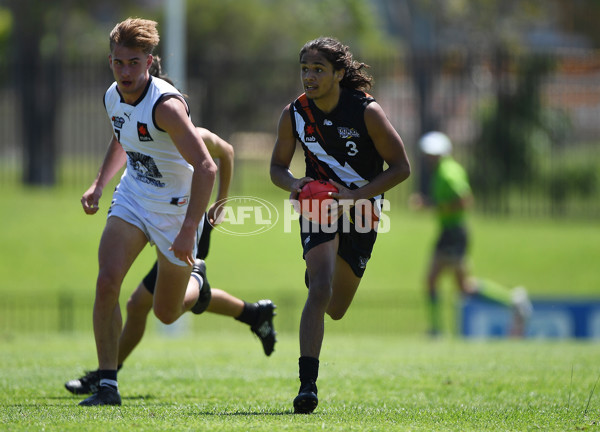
top-left (109, 18), bottom-right (160, 55)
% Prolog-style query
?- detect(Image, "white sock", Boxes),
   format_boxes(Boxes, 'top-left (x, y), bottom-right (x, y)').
top-left (190, 272), bottom-right (204, 290)
top-left (99, 379), bottom-right (118, 389)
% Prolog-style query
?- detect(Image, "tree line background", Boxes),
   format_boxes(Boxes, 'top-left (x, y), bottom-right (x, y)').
top-left (0, 0), bottom-right (599, 218)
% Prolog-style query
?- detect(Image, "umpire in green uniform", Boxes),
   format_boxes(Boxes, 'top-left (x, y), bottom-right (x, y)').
top-left (413, 132), bottom-right (531, 337)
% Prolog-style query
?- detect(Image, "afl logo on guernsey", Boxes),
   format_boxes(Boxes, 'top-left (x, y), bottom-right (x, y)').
top-left (137, 122), bottom-right (153, 142)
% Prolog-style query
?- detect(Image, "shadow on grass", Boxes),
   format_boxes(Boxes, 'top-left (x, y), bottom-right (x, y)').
top-left (49, 395), bottom-right (155, 400)
top-left (45, 395), bottom-right (300, 415)
top-left (196, 410), bottom-right (294, 416)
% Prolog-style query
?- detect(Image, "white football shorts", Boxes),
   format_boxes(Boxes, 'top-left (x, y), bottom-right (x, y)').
top-left (107, 188), bottom-right (202, 266)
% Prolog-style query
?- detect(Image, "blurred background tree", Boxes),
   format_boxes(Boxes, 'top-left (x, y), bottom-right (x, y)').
top-left (179, 0), bottom-right (396, 135)
top-left (0, 0), bottom-right (598, 200)
top-left (376, 0), bottom-right (596, 205)
top-left (5, 0), bottom-right (142, 185)
top-left (2, 0), bottom-right (395, 185)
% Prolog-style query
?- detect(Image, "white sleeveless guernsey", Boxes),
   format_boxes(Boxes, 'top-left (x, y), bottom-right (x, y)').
top-left (104, 76), bottom-right (192, 215)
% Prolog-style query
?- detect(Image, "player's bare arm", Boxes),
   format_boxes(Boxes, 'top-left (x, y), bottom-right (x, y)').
top-left (155, 96), bottom-right (217, 265)
top-left (81, 135), bottom-right (127, 215)
top-left (270, 105), bottom-right (314, 199)
top-left (198, 128), bottom-right (234, 225)
top-left (198, 128), bottom-right (234, 202)
top-left (331, 102), bottom-right (410, 202)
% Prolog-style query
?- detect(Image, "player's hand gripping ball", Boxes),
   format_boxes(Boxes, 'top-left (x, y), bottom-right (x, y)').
top-left (297, 180), bottom-right (339, 225)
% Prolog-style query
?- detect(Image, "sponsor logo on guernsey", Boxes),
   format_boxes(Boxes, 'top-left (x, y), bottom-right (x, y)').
top-left (338, 127), bottom-right (360, 139)
top-left (304, 124), bottom-right (317, 142)
top-left (324, 119), bottom-right (333, 126)
top-left (137, 122), bottom-right (153, 141)
top-left (112, 116), bottom-right (125, 128)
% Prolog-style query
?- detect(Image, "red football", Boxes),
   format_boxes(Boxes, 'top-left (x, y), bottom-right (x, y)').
top-left (297, 180), bottom-right (339, 224)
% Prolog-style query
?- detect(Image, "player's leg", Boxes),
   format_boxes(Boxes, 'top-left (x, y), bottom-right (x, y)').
top-left (95, 217), bottom-right (147, 368)
top-left (131, 259), bottom-right (209, 318)
top-left (65, 280), bottom-right (153, 396)
top-left (302, 237), bottom-right (338, 358)
top-left (196, 213), bottom-right (212, 260)
top-left (206, 288), bottom-right (244, 315)
top-left (426, 225), bottom-right (466, 336)
top-left (326, 256), bottom-right (361, 320)
top-left (79, 216), bottom-right (147, 406)
top-left (198, 218), bottom-right (277, 354)
top-left (465, 275), bottom-right (512, 305)
top-left (152, 250), bottom-right (197, 324)
top-left (183, 215), bottom-right (214, 315)
top-left (464, 274), bottom-right (532, 336)
top-left (447, 222), bottom-right (520, 309)
top-left (453, 260), bottom-right (474, 295)
top-left (448, 222), bottom-right (531, 335)
top-left (325, 227), bottom-right (374, 321)
top-left (210, 290), bottom-right (276, 350)
top-left (294, 237), bottom-right (338, 414)
top-left (133, 257), bottom-right (277, 356)
top-left (194, 213), bottom-right (277, 353)
top-left (71, 220), bottom-right (198, 401)
top-left (70, 259), bottom-right (203, 397)
top-left (238, 298), bottom-right (277, 356)
top-left (118, 281), bottom-right (154, 364)
top-left (425, 253), bottom-right (446, 336)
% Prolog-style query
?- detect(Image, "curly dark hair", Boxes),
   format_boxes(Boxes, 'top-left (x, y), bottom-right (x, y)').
top-left (299, 37), bottom-right (373, 91)
top-left (149, 56), bottom-right (189, 97)
top-left (149, 55), bottom-right (165, 79)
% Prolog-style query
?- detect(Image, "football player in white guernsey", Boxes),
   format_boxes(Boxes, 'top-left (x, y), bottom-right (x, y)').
top-left (78, 18), bottom-right (217, 406)
top-left (65, 59), bottom-right (277, 399)
top-left (271, 37), bottom-right (411, 414)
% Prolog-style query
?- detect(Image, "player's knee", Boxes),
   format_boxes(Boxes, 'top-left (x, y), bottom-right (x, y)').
top-left (307, 282), bottom-right (332, 307)
top-left (326, 296), bottom-right (351, 320)
top-left (125, 296), bottom-right (138, 316)
top-left (327, 307), bottom-right (347, 321)
top-left (153, 307), bottom-right (179, 325)
top-left (126, 294), bottom-right (148, 318)
top-left (96, 272), bottom-right (121, 300)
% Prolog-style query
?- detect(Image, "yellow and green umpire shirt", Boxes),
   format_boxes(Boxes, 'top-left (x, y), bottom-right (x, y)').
top-left (431, 156), bottom-right (471, 228)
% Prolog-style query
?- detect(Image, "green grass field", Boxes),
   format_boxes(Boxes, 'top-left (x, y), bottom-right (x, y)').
top-left (2, 333), bottom-right (600, 431)
top-left (1, 179), bottom-right (600, 430)
top-left (1, 180), bottom-right (599, 334)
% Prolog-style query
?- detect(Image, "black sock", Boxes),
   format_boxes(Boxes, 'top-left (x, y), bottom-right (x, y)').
top-left (299, 356), bottom-right (319, 383)
top-left (235, 301), bottom-right (259, 326)
top-left (99, 369), bottom-right (118, 389)
top-left (96, 365), bottom-right (122, 373)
